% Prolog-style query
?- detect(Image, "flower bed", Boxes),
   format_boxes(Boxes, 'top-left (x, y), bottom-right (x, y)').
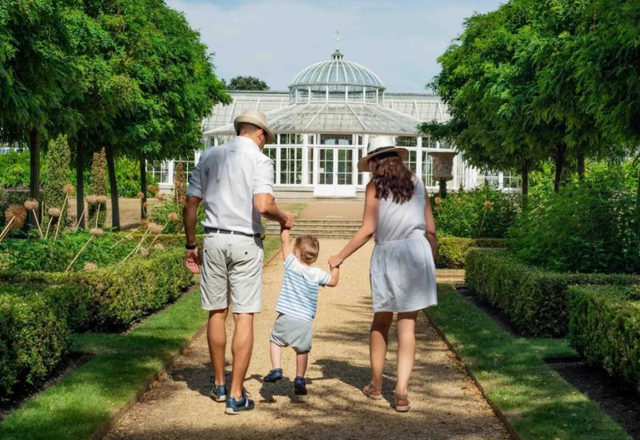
top-left (465, 249), bottom-right (639, 337)
top-left (568, 285), bottom-right (640, 395)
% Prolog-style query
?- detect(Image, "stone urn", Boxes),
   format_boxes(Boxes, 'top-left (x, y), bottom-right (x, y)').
top-left (428, 152), bottom-right (458, 198)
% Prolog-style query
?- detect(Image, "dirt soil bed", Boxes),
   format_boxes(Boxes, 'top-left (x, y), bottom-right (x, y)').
top-left (548, 360), bottom-right (640, 439)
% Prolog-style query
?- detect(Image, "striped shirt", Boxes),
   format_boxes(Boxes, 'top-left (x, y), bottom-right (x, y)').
top-left (275, 254), bottom-right (331, 322)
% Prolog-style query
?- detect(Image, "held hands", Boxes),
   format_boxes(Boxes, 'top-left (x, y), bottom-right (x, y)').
top-left (186, 248), bottom-right (201, 274)
top-left (281, 211), bottom-right (295, 230)
top-left (328, 254), bottom-right (344, 269)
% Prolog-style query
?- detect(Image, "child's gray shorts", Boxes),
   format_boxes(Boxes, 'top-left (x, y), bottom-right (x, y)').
top-left (270, 313), bottom-right (313, 353)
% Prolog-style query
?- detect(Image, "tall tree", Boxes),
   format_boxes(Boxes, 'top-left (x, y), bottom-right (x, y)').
top-left (422, 8), bottom-right (547, 196)
top-left (228, 76), bottom-right (269, 91)
top-left (78, 0), bottom-right (229, 229)
top-left (568, 0), bottom-right (640, 211)
top-left (0, 1), bottom-right (77, 226)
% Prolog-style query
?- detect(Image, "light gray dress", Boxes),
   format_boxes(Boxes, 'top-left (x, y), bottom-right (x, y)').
top-left (370, 178), bottom-right (437, 313)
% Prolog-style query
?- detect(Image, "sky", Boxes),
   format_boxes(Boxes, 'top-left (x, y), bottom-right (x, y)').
top-left (166, 0), bottom-right (504, 93)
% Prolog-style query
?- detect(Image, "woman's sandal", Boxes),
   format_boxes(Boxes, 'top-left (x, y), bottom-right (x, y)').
top-left (394, 393), bottom-right (412, 412)
top-left (362, 383), bottom-right (383, 400)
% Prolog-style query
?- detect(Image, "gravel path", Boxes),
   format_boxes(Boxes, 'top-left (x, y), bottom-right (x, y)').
top-left (105, 239), bottom-right (509, 440)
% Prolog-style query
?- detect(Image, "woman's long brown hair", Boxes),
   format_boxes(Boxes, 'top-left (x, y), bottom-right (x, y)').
top-left (369, 152), bottom-right (415, 204)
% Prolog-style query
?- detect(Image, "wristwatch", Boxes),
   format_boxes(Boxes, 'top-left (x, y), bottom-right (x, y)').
top-left (185, 243), bottom-right (197, 250)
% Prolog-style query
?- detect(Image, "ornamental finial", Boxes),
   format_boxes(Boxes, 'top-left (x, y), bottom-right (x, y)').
top-left (334, 25), bottom-right (342, 51)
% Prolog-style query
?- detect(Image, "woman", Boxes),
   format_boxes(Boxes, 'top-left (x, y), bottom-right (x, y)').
top-left (328, 136), bottom-right (437, 412)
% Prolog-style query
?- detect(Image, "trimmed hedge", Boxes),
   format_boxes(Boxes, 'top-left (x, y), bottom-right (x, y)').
top-left (0, 293), bottom-right (70, 401)
top-left (568, 285), bottom-right (640, 394)
top-left (465, 249), bottom-right (639, 337)
top-left (435, 237), bottom-right (506, 268)
top-left (0, 248), bottom-right (194, 332)
top-left (0, 248), bottom-right (193, 400)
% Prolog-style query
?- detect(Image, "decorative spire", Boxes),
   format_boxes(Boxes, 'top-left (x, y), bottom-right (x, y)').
top-left (334, 25), bottom-right (342, 51)
top-left (332, 25), bottom-right (344, 60)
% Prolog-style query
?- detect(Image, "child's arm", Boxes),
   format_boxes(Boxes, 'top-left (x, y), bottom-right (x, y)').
top-left (325, 266), bottom-right (340, 287)
top-left (281, 227), bottom-right (293, 260)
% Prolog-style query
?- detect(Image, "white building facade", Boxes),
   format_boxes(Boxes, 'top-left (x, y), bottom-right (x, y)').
top-left (149, 49), bottom-right (519, 198)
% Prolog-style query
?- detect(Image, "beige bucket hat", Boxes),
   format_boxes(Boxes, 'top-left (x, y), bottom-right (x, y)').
top-left (357, 136), bottom-right (409, 172)
top-left (233, 110), bottom-right (275, 144)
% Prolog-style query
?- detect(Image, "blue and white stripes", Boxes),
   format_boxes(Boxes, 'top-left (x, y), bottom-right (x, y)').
top-left (275, 254), bottom-right (330, 322)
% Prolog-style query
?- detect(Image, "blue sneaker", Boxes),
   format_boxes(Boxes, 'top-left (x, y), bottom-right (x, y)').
top-left (225, 391), bottom-right (255, 415)
top-left (263, 368), bottom-right (283, 383)
top-left (293, 376), bottom-right (307, 395)
top-left (208, 378), bottom-right (227, 402)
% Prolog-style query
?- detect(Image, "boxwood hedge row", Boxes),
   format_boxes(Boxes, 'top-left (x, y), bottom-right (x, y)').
top-left (0, 248), bottom-right (194, 400)
top-left (435, 237), bottom-right (506, 269)
top-left (465, 249), bottom-right (639, 337)
top-left (568, 285), bottom-right (640, 395)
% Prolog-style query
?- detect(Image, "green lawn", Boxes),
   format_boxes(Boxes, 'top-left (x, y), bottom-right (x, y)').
top-left (0, 238), bottom-right (281, 440)
top-left (279, 202), bottom-right (307, 218)
top-left (427, 284), bottom-right (631, 440)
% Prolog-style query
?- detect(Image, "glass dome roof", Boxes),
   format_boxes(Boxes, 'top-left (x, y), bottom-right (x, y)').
top-left (288, 51), bottom-right (385, 89)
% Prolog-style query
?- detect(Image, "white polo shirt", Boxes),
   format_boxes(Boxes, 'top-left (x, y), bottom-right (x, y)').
top-left (186, 136), bottom-right (274, 235)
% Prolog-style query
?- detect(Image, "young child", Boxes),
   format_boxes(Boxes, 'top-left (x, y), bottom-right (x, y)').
top-left (263, 228), bottom-right (339, 395)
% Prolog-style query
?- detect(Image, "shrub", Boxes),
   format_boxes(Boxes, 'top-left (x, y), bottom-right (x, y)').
top-left (174, 161), bottom-right (187, 206)
top-left (431, 184), bottom-right (521, 239)
top-left (149, 200), bottom-right (205, 234)
top-left (42, 135), bottom-right (71, 230)
top-left (0, 248), bottom-right (193, 331)
top-left (568, 285), bottom-right (640, 394)
top-left (111, 157), bottom-right (158, 198)
top-left (0, 293), bottom-right (70, 401)
top-left (88, 148), bottom-right (108, 228)
top-left (465, 249), bottom-right (639, 337)
top-left (435, 237), bottom-right (506, 268)
top-left (509, 164), bottom-right (640, 274)
top-left (0, 150), bottom-right (33, 188)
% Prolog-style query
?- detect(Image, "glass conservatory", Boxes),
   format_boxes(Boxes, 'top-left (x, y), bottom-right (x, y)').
top-left (150, 47), bottom-right (518, 197)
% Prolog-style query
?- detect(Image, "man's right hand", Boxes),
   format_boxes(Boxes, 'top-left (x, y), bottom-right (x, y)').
top-left (186, 248), bottom-right (201, 274)
top-left (280, 211), bottom-right (295, 229)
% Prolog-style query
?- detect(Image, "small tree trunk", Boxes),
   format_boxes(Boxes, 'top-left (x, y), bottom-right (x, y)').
top-left (636, 163), bottom-right (640, 229)
top-left (521, 160), bottom-right (530, 200)
top-left (29, 129), bottom-right (41, 228)
top-left (105, 144), bottom-right (120, 230)
top-left (140, 154), bottom-right (147, 220)
top-left (554, 145), bottom-right (567, 193)
top-left (75, 132), bottom-right (85, 230)
top-left (577, 151), bottom-right (585, 182)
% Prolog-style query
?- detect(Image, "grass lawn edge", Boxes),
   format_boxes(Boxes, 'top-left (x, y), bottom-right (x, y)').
top-left (425, 284), bottom-right (631, 440)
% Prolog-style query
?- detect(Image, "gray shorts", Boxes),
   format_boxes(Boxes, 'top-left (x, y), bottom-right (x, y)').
top-left (270, 313), bottom-right (313, 353)
top-left (200, 233), bottom-right (264, 313)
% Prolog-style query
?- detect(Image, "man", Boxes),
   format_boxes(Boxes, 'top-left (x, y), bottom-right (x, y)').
top-left (184, 109), bottom-right (294, 415)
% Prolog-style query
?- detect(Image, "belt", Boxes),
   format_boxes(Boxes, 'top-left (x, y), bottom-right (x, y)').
top-left (204, 227), bottom-right (261, 238)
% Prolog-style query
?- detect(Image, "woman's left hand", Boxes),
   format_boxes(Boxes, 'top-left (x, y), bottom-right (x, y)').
top-left (328, 255), bottom-right (344, 269)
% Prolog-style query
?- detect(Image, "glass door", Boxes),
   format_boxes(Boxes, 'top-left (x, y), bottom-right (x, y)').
top-left (314, 148), bottom-right (356, 197)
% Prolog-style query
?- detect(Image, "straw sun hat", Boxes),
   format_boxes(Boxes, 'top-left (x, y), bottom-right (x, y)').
top-left (233, 110), bottom-right (275, 144)
top-left (357, 136), bottom-right (409, 172)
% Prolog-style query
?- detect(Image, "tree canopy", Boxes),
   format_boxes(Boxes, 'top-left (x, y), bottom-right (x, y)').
top-left (0, 0), bottom-right (230, 229)
top-left (423, 0), bottom-right (632, 193)
top-left (227, 76), bottom-right (270, 91)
